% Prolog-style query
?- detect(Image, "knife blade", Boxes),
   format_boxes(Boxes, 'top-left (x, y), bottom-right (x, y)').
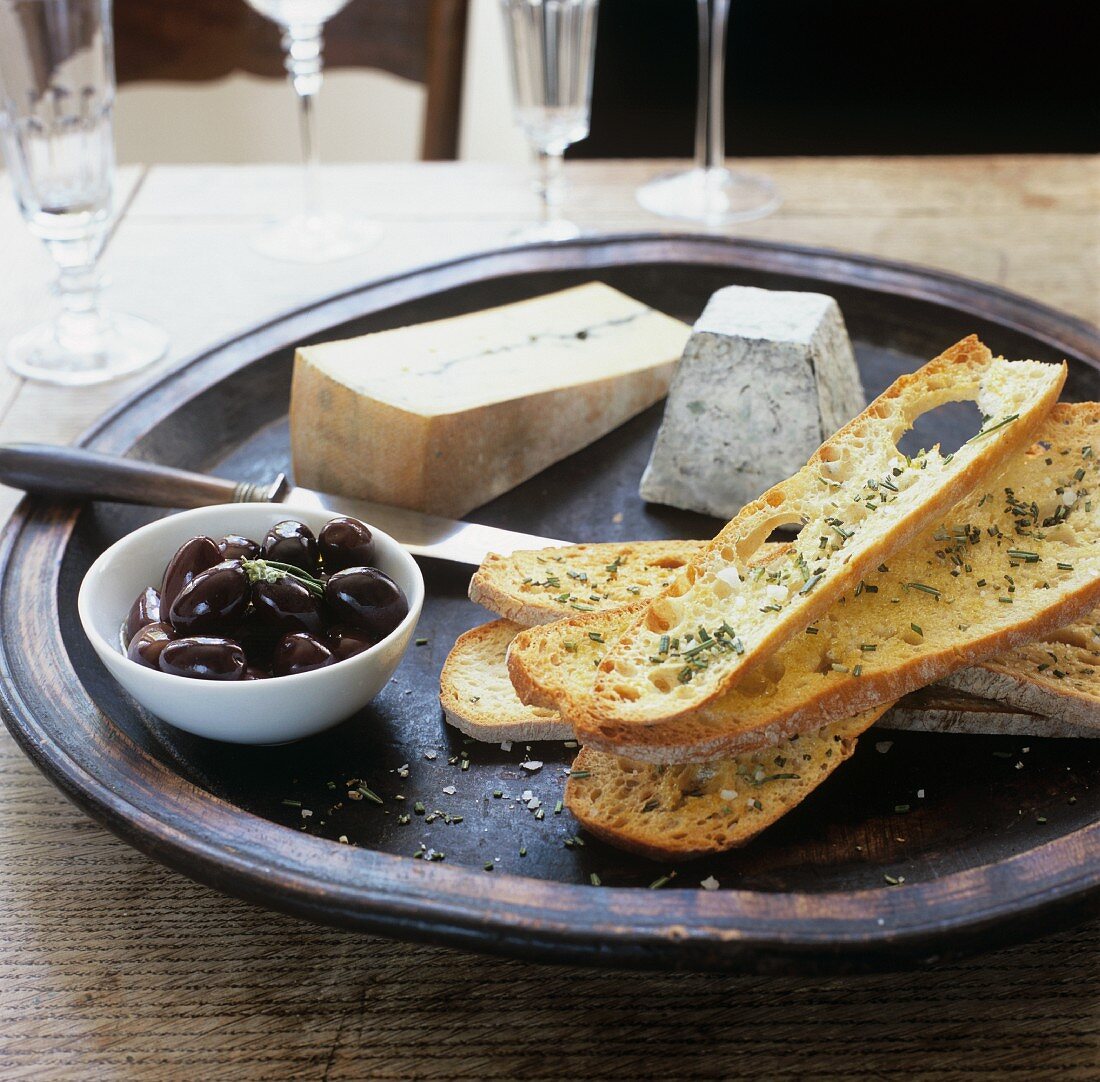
top-left (0, 443), bottom-right (569, 565)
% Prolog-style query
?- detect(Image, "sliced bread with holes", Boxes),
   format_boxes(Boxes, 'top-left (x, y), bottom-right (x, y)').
top-left (565, 706), bottom-right (890, 861)
top-left (473, 542), bottom-right (1097, 733)
top-left (440, 617), bottom-right (1052, 744)
top-left (440, 619), bottom-right (572, 741)
top-left (578, 337), bottom-right (1066, 731)
top-left (509, 404), bottom-right (1100, 761)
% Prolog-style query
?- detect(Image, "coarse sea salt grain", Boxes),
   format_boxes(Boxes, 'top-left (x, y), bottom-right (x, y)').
top-left (442, 785), bottom-right (456, 796)
top-left (521, 760), bottom-right (543, 772)
top-left (700, 876), bottom-right (720, 891)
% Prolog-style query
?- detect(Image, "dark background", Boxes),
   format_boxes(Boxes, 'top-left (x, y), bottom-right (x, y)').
top-left (571, 0), bottom-right (1099, 158)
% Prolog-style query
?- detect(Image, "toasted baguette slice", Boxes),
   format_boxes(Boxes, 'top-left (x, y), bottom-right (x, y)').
top-left (882, 687), bottom-right (1100, 739)
top-left (510, 404), bottom-right (1100, 761)
top-left (566, 706), bottom-right (890, 861)
top-left (937, 613), bottom-right (1100, 731)
top-left (440, 618), bottom-right (1056, 746)
top-left (581, 337), bottom-right (1066, 729)
top-left (474, 541), bottom-right (1098, 732)
top-left (440, 619), bottom-right (571, 741)
top-left (469, 540), bottom-right (706, 626)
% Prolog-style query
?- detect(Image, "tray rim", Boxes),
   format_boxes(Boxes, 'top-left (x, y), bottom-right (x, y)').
top-left (3, 232), bottom-right (1099, 974)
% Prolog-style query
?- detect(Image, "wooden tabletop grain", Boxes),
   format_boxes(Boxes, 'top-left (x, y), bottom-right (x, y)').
top-left (0, 156), bottom-right (1097, 1080)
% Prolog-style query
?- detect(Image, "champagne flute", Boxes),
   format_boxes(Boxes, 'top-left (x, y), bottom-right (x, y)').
top-left (243, 0), bottom-right (380, 262)
top-left (500, 0), bottom-right (599, 243)
top-left (636, 0), bottom-right (779, 224)
top-left (0, 0), bottom-right (168, 386)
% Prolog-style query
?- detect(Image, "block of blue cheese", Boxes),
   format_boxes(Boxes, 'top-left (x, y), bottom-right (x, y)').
top-left (290, 283), bottom-right (691, 518)
top-left (639, 285), bottom-right (865, 519)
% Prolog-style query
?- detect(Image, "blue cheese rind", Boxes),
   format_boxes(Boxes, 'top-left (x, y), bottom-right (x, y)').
top-left (639, 286), bottom-right (864, 519)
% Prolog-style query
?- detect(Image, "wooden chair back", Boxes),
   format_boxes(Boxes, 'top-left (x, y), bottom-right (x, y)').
top-left (112, 0), bottom-right (468, 160)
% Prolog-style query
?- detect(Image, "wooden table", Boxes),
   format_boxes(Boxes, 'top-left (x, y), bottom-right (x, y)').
top-left (1, 157), bottom-right (1097, 1079)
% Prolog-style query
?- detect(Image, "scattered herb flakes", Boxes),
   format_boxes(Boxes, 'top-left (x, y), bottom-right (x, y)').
top-left (883, 874), bottom-right (906, 886)
top-left (589, 872), bottom-right (602, 886)
top-left (414, 638), bottom-right (428, 646)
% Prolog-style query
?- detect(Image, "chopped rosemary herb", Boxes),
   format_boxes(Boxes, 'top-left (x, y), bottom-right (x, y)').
top-left (967, 413), bottom-right (1019, 443)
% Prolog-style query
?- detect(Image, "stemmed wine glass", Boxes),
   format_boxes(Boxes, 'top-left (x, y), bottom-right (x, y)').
top-left (0, 0), bottom-right (168, 385)
top-left (636, 0), bottom-right (779, 224)
top-left (243, 0), bottom-right (380, 262)
top-left (500, 0), bottom-right (600, 242)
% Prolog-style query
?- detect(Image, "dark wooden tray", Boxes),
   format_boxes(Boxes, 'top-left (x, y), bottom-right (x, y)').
top-left (2, 235), bottom-right (1099, 974)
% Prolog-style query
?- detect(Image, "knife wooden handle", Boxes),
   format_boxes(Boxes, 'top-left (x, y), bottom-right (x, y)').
top-left (0, 443), bottom-right (287, 508)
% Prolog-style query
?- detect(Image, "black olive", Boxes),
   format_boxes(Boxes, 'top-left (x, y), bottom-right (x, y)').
top-left (218, 534), bottom-right (261, 561)
top-left (243, 665), bottom-right (271, 680)
top-left (318, 516), bottom-right (376, 573)
top-left (327, 625), bottom-right (376, 661)
top-left (161, 536), bottom-right (221, 614)
top-left (324, 567), bottom-right (409, 640)
top-left (124, 586), bottom-right (161, 646)
top-left (252, 575), bottom-right (324, 635)
top-left (262, 519), bottom-right (319, 573)
top-left (168, 560), bottom-right (251, 635)
top-left (126, 621), bottom-right (175, 669)
top-left (159, 637), bottom-right (246, 681)
top-left (234, 611), bottom-right (283, 669)
top-left (272, 632), bottom-right (333, 677)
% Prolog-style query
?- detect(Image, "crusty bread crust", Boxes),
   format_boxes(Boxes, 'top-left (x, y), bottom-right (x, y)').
top-left (565, 706), bottom-right (889, 861)
top-left (881, 686), bottom-right (1100, 739)
top-left (582, 338), bottom-right (1067, 729)
top-left (510, 404), bottom-right (1100, 762)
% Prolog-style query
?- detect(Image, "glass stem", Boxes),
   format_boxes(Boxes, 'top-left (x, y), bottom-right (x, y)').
top-left (282, 23), bottom-right (325, 222)
top-left (51, 254), bottom-right (105, 353)
top-left (537, 147), bottom-right (566, 226)
top-left (694, 0), bottom-right (730, 173)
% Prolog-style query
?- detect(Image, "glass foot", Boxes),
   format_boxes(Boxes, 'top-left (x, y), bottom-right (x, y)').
top-left (636, 167), bottom-right (780, 225)
top-left (251, 213), bottom-right (382, 263)
top-left (509, 218), bottom-right (582, 245)
top-left (6, 311), bottom-right (169, 387)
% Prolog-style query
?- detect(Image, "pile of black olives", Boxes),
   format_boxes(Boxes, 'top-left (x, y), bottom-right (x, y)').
top-left (123, 516), bottom-right (409, 681)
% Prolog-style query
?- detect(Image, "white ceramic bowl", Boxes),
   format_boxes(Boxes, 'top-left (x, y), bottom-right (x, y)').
top-left (78, 503), bottom-right (424, 744)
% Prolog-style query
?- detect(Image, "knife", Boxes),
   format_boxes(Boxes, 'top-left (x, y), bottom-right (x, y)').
top-left (0, 444), bottom-right (570, 565)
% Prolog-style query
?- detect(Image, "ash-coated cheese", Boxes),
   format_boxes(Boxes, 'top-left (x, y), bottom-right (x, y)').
top-left (639, 285), bottom-right (865, 519)
top-left (290, 283), bottom-right (690, 518)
